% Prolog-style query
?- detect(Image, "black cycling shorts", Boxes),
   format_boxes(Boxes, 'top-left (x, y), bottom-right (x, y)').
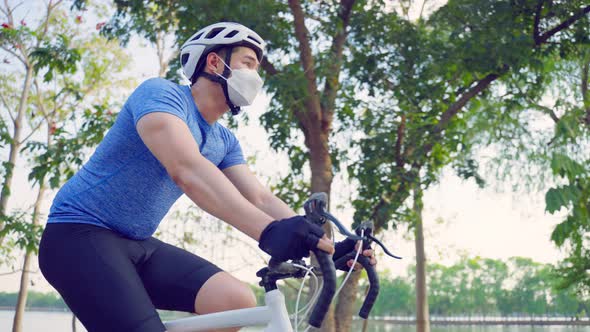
top-left (38, 222), bottom-right (223, 332)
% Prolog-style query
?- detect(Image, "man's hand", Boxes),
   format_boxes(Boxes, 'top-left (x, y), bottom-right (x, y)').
top-left (258, 215), bottom-right (335, 262)
top-left (346, 241), bottom-right (377, 271)
top-left (333, 238), bottom-right (377, 271)
top-left (317, 234), bottom-right (335, 255)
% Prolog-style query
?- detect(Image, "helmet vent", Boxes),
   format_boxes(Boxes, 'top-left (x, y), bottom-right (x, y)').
top-left (225, 30), bottom-right (239, 38)
top-left (191, 32), bottom-right (204, 41)
top-left (205, 27), bottom-right (225, 39)
top-left (181, 53), bottom-right (190, 66)
top-left (247, 35), bottom-right (262, 45)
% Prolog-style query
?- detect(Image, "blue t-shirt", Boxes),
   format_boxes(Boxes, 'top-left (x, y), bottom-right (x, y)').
top-left (47, 78), bottom-right (246, 239)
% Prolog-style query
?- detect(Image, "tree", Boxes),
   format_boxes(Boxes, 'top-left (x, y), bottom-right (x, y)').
top-left (347, 1), bottom-right (590, 330)
top-left (76, 1), bottom-right (384, 330)
top-left (1, 2), bottom-right (132, 331)
top-left (468, 6), bottom-right (590, 299)
top-left (0, 0), bottom-right (63, 246)
top-left (70, 1), bottom-right (590, 331)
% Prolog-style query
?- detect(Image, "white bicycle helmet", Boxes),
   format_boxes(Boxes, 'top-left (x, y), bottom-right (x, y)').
top-left (180, 22), bottom-right (266, 84)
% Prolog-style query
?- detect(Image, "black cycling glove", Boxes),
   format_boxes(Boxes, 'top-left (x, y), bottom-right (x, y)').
top-left (333, 238), bottom-right (372, 271)
top-left (258, 215), bottom-right (325, 262)
top-left (333, 238), bottom-right (356, 261)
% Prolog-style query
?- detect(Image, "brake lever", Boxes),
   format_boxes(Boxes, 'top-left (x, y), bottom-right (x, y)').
top-left (367, 234), bottom-right (402, 259)
top-left (323, 211), bottom-right (363, 241)
top-left (303, 192), bottom-right (401, 258)
top-left (352, 221), bottom-right (402, 260)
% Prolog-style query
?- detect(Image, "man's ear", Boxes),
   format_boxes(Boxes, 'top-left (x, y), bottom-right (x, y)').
top-left (205, 52), bottom-right (221, 74)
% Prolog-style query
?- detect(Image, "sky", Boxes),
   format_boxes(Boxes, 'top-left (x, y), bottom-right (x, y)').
top-left (0, 0), bottom-right (569, 292)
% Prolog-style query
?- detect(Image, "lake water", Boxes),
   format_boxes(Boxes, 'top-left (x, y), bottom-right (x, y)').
top-left (1, 310), bottom-right (589, 332)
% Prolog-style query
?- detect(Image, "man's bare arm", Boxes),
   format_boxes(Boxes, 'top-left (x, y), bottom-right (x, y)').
top-left (222, 164), bottom-right (296, 220)
top-left (137, 112), bottom-right (273, 241)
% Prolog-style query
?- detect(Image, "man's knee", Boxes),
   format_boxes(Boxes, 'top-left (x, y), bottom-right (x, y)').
top-left (232, 284), bottom-right (257, 309)
top-left (195, 272), bottom-right (257, 314)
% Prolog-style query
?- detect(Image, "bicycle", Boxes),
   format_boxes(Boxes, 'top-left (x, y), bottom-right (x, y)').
top-left (163, 193), bottom-right (401, 332)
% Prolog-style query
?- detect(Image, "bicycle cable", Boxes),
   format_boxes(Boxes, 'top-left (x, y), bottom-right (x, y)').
top-left (293, 263), bottom-right (321, 331)
top-left (294, 228), bottom-right (364, 331)
top-left (333, 229), bottom-right (364, 300)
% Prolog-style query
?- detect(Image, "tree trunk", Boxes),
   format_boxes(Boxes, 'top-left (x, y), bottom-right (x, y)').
top-left (334, 272), bottom-right (361, 332)
top-left (307, 143), bottom-right (335, 332)
top-left (580, 53), bottom-right (590, 125)
top-left (12, 179), bottom-right (47, 332)
top-left (155, 30), bottom-right (168, 78)
top-left (414, 186), bottom-right (430, 332)
top-left (0, 65), bottom-right (34, 244)
top-left (12, 253), bottom-right (31, 332)
top-left (12, 124), bottom-right (49, 332)
top-left (286, 0), bottom-right (355, 329)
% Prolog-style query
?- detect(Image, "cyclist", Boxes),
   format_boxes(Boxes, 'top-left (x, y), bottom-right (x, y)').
top-left (38, 22), bottom-right (375, 332)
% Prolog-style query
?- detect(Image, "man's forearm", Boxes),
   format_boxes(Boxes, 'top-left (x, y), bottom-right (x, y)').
top-left (174, 157), bottom-right (274, 241)
top-left (256, 194), bottom-right (298, 220)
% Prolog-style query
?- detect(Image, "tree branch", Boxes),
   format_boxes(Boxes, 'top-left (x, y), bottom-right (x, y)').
top-left (371, 67), bottom-right (508, 230)
top-left (18, 80), bottom-right (48, 145)
top-left (433, 65), bottom-right (509, 136)
top-left (0, 45), bottom-right (25, 65)
top-left (33, 79), bottom-right (49, 120)
top-left (18, 120), bottom-right (44, 146)
top-left (536, 5), bottom-right (590, 45)
top-left (533, 0), bottom-right (545, 44)
top-left (368, 2), bottom-right (590, 235)
top-left (419, 0), bottom-right (428, 21)
top-left (0, 92), bottom-right (15, 123)
top-left (582, 56), bottom-right (590, 125)
top-left (0, 268), bottom-right (38, 276)
top-left (288, 0), bottom-right (322, 124)
top-left (395, 114), bottom-right (406, 168)
top-left (321, 0), bottom-right (356, 131)
top-left (261, 57), bottom-right (279, 76)
top-left (527, 97), bottom-right (560, 123)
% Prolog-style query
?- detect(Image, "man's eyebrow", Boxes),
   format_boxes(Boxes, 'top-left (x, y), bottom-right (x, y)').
top-left (244, 55), bottom-right (259, 63)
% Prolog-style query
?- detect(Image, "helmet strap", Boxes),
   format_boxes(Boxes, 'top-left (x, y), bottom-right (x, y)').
top-left (198, 46), bottom-right (241, 115)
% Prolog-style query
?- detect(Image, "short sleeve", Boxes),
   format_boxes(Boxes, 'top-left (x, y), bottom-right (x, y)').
top-left (218, 129), bottom-right (246, 170)
top-left (126, 78), bottom-right (189, 126)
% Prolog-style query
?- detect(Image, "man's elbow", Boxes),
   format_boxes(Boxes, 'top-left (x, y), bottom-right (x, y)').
top-left (168, 160), bottom-right (202, 191)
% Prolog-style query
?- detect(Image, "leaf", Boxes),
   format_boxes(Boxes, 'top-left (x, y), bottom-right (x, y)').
top-left (545, 185), bottom-right (581, 214)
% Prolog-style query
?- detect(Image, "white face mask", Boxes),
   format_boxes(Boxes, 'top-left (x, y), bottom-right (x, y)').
top-left (216, 58), bottom-right (263, 107)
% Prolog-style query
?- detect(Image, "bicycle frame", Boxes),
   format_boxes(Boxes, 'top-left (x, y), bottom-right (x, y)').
top-left (163, 192), bottom-right (396, 331)
top-left (163, 289), bottom-right (293, 332)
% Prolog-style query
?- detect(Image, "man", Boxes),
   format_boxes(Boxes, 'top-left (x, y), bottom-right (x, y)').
top-left (38, 22), bottom-right (375, 332)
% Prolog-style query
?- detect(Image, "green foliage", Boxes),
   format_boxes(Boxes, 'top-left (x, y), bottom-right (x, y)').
top-left (78, 0), bottom-right (590, 304)
top-left (347, 0), bottom-right (590, 233)
top-left (0, 113), bottom-right (12, 146)
top-left (0, 291), bottom-right (67, 309)
top-left (371, 274), bottom-right (415, 316)
top-left (270, 173), bottom-right (310, 211)
top-left (545, 154), bottom-right (590, 295)
top-left (0, 257), bottom-right (585, 317)
top-left (0, 1), bottom-right (132, 267)
top-left (424, 256), bottom-right (587, 317)
top-left (24, 104), bottom-right (116, 188)
top-left (453, 158), bottom-right (485, 188)
top-left (31, 34), bottom-right (81, 82)
top-left (0, 211), bottom-right (43, 264)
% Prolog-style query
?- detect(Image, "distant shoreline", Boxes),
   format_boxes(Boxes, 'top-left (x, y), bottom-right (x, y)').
top-left (367, 317), bottom-right (590, 326)
top-left (0, 307), bottom-right (69, 312)
top-left (1, 309), bottom-right (587, 326)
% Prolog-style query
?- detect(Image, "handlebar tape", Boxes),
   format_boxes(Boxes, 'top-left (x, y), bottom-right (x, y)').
top-left (357, 255), bottom-right (380, 319)
top-left (308, 249), bottom-right (336, 328)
